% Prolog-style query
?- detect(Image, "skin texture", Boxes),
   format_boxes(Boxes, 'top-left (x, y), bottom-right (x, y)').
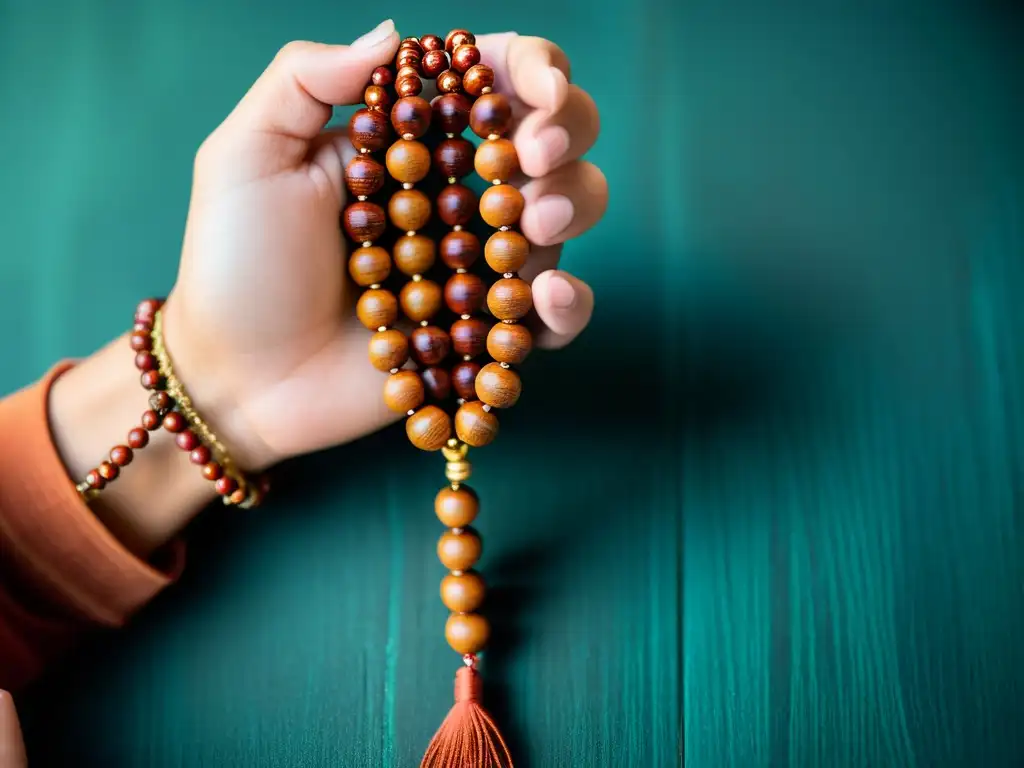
top-left (47, 21), bottom-right (607, 561)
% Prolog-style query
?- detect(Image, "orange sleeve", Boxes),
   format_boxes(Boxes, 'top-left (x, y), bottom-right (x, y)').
top-left (0, 364), bottom-right (185, 692)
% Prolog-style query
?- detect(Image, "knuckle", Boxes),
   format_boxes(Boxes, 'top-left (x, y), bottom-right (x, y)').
top-left (275, 40), bottom-right (314, 64)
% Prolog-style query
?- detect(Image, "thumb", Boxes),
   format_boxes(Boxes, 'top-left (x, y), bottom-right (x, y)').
top-left (210, 20), bottom-right (398, 164)
top-left (0, 691), bottom-right (27, 768)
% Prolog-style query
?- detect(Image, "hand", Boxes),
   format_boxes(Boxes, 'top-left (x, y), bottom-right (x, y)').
top-left (162, 21), bottom-right (608, 471)
top-left (0, 691), bottom-right (27, 768)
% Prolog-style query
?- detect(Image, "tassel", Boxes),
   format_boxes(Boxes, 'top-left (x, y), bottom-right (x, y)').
top-left (420, 662), bottom-right (514, 767)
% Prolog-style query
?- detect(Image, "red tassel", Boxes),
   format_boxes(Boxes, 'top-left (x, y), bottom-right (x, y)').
top-left (420, 664), bottom-right (514, 767)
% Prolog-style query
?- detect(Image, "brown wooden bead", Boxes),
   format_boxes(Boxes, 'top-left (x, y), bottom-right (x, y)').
top-left (455, 400), bottom-right (499, 447)
top-left (451, 44), bottom-right (481, 73)
top-left (214, 476), bottom-right (239, 496)
top-left (406, 405), bottom-right (452, 451)
top-left (135, 298), bottom-right (160, 321)
top-left (432, 93), bottom-right (471, 134)
top-left (475, 138), bottom-right (520, 183)
top-left (149, 391), bottom-right (173, 414)
top-left (386, 140), bottom-right (430, 184)
top-left (399, 279), bottom-right (443, 323)
top-left (446, 613), bottom-right (490, 654)
top-left (434, 138), bottom-right (474, 179)
top-left (435, 486), bottom-right (479, 527)
top-left (388, 188), bottom-right (431, 232)
top-left (140, 370), bottom-right (162, 390)
top-left (395, 75), bottom-right (422, 98)
top-left (85, 470), bottom-right (105, 490)
top-left (133, 321), bottom-right (151, 332)
top-left (356, 288), bottom-right (398, 330)
top-left (345, 155), bottom-right (385, 198)
top-left (421, 34), bottom-right (443, 52)
top-left (162, 411), bottom-right (186, 433)
top-left (440, 230), bottom-right (480, 270)
top-left (441, 570), bottom-right (486, 613)
top-left (487, 322), bottom-right (533, 364)
top-left (140, 410), bottom-right (160, 431)
top-left (97, 461), bottom-right (119, 481)
top-left (452, 361), bottom-right (481, 401)
top-left (451, 318), bottom-right (488, 357)
top-left (202, 462), bottom-right (224, 481)
top-left (348, 246), bottom-right (391, 287)
top-left (363, 85), bottom-right (392, 112)
top-left (371, 66), bottom-right (394, 87)
top-left (437, 527), bottom-right (482, 570)
top-left (487, 277), bottom-right (533, 321)
top-left (476, 362), bottom-right (522, 408)
top-left (396, 50), bottom-right (421, 71)
top-left (368, 329), bottom-right (410, 372)
top-left (410, 326), bottom-right (451, 366)
top-left (422, 49), bottom-right (449, 78)
top-left (343, 202), bottom-right (387, 243)
top-left (445, 29), bottom-right (476, 53)
top-left (109, 445), bottom-right (133, 466)
top-left (437, 184), bottom-right (476, 227)
top-left (421, 367), bottom-right (451, 400)
top-left (189, 446), bottom-right (211, 465)
top-left (175, 430), bottom-right (200, 451)
top-left (128, 427), bottom-right (149, 448)
top-left (393, 234), bottom-right (435, 276)
top-left (396, 65), bottom-right (420, 83)
top-left (462, 64), bottom-right (495, 97)
top-left (436, 70), bottom-right (462, 94)
top-left (228, 488), bottom-right (247, 505)
top-left (134, 351), bottom-right (156, 371)
top-left (383, 370), bottom-right (425, 413)
top-left (470, 93), bottom-right (513, 139)
top-left (444, 272), bottom-right (485, 315)
top-left (349, 108), bottom-right (391, 152)
top-left (129, 331), bottom-right (151, 351)
top-left (400, 37), bottom-right (423, 53)
top-left (479, 185), bottom-right (525, 228)
top-left (484, 230), bottom-right (530, 273)
top-left (390, 96), bottom-right (431, 139)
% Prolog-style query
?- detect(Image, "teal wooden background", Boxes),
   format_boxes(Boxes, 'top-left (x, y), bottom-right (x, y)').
top-left (2, 1), bottom-right (1023, 766)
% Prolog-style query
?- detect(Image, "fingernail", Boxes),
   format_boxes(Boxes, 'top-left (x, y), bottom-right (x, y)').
top-left (532, 194), bottom-right (574, 240)
top-left (548, 274), bottom-right (577, 310)
top-left (546, 66), bottom-right (568, 109)
top-left (351, 19), bottom-right (395, 49)
top-left (532, 126), bottom-right (570, 167)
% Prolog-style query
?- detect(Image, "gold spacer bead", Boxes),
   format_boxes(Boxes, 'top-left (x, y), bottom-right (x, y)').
top-left (487, 133), bottom-right (499, 140)
top-left (463, 354), bottom-right (472, 361)
top-left (446, 133), bottom-right (455, 138)
top-left (420, 320), bottom-right (429, 327)
top-left (370, 283), bottom-right (381, 290)
top-left (390, 367), bottom-right (400, 374)
top-left (412, 274), bottom-right (423, 282)
top-left (503, 272), bottom-right (513, 279)
top-left (480, 86), bottom-right (492, 94)
top-left (403, 182), bottom-right (413, 190)
top-left (460, 314), bottom-right (470, 320)
top-left (407, 230), bottom-right (416, 236)
top-left (357, 195), bottom-right (368, 201)
top-left (492, 178), bottom-right (502, 185)
top-left (499, 226), bottom-right (511, 232)
top-left (453, 225), bottom-right (462, 232)
top-left (363, 240), bottom-right (372, 247)
top-left (442, 441), bottom-right (470, 462)
top-left (377, 325), bottom-right (387, 332)
top-left (445, 461), bottom-right (472, 483)
top-left (448, 176), bottom-right (457, 184)
top-left (407, 409), bottom-right (415, 416)
top-left (359, 147), bottom-right (370, 154)
top-left (402, 133), bottom-right (414, 140)
top-left (456, 268), bottom-right (467, 274)
top-left (499, 362), bottom-right (510, 369)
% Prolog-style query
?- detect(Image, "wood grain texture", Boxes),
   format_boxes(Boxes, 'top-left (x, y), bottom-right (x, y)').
top-left (2, 2), bottom-right (1022, 767)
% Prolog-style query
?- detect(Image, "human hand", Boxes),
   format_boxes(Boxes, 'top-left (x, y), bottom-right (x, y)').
top-left (162, 21), bottom-right (608, 471)
top-left (0, 691), bottom-right (26, 768)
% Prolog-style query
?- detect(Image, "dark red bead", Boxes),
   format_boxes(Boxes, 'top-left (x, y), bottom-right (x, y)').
top-left (140, 370), bottom-right (162, 390)
top-left (214, 476), bottom-right (239, 496)
top-left (345, 154), bottom-right (386, 198)
top-left (149, 391), bottom-right (174, 414)
top-left (135, 298), bottom-right (160, 319)
top-left (422, 367), bottom-right (451, 400)
top-left (129, 331), bottom-right (151, 351)
top-left (190, 445), bottom-right (212, 465)
top-left (444, 30), bottom-right (475, 54)
top-left (349, 108), bottom-right (391, 152)
top-left (421, 34), bottom-right (443, 51)
top-left (202, 462), bottom-right (224, 481)
top-left (422, 49), bottom-right (449, 78)
top-left (162, 411), bottom-right (187, 433)
top-left (391, 96), bottom-right (432, 139)
top-left (395, 75), bottom-right (423, 98)
top-left (98, 461), bottom-right (119, 481)
top-left (440, 230), bottom-right (480, 270)
top-left (109, 445), bottom-right (133, 466)
top-left (175, 430), bottom-right (200, 451)
top-left (450, 316), bottom-right (489, 356)
top-left (86, 469), bottom-right (105, 489)
top-left (452, 361), bottom-right (482, 400)
top-left (371, 66), bottom-right (394, 87)
top-left (342, 202), bottom-right (387, 243)
top-left (451, 44), bottom-right (481, 73)
top-left (434, 138), bottom-right (475, 179)
top-left (411, 326), bottom-right (452, 366)
top-left (135, 351), bottom-right (157, 371)
top-left (437, 185), bottom-right (477, 227)
top-left (140, 410), bottom-right (161, 431)
top-left (444, 273), bottom-right (486, 315)
top-left (128, 427), bottom-right (149, 449)
top-left (432, 93), bottom-right (471, 134)
top-left (133, 321), bottom-right (151, 332)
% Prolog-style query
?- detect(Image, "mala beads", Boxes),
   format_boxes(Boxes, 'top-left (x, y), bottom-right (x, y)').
top-left (344, 28), bottom-right (521, 768)
top-left (76, 297), bottom-right (266, 509)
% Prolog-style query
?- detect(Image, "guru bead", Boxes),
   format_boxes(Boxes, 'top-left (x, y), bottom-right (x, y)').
top-left (435, 485), bottom-right (479, 527)
top-left (462, 64), bottom-right (495, 97)
top-left (444, 273), bottom-right (486, 315)
top-left (452, 361), bottom-right (482, 401)
top-left (445, 613), bottom-right (490, 655)
top-left (399, 279), bottom-right (443, 323)
top-left (391, 96), bottom-right (432, 139)
top-left (383, 370), bottom-right (425, 413)
top-left (479, 185), bottom-right (525, 228)
top-left (450, 316), bottom-right (489, 357)
top-left (432, 93), bottom-right (472, 134)
top-left (470, 93), bottom-right (513, 139)
top-left (434, 138), bottom-right (475, 179)
top-left (368, 329), bottom-right (409, 372)
top-left (484, 230), bottom-right (530, 273)
top-left (486, 277), bottom-right (533, 321)
top-left (386, 140), bottom-right (431, 184)
top-left (475, 138), bottom-right (520, 183)
top-left (393, 234), bottom-right (436, 276)
top-left (349, 108), bottom-right (391, 151)
top-left (348, 246), bottom-right (391, 287)
top-left (345, 154), bottom-right (386, 197)
top-left (407, 405), bottom-right (452, 451)
top-left (388, 188), bottom-right (432, 232)
top-left (441, 570), bottom-right (486, 613)
top-left (411, 326), bottom-right (452, 366)
top-left (343, 202), bottom-right (387, 242)
top-left (455, 401), bottom-right (499, 447)
top-left (440, 230), bottom-right (480, 270)
top-left (436, 184), bottom-right (477, 227)
top-left (476, 362), bottom-right (523, 408)
top-left (437, 528), bottom-right (482, 570)
top-left (486, 322), bottom-right (533, 364)
top-left (356, 288), bottom-right (399, 330)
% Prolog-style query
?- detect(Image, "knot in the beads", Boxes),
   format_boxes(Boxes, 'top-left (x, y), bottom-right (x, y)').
top-left (454, 666), bottom-right (483, 703)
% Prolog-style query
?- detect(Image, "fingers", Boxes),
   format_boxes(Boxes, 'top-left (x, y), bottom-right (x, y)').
top-left (0, 691), bottom-right (27, 768)
top-left (477, 34), bottom-right (571, 112)
top-left (513, 85), bottom-right (600, 177)
top-left (531, 270), bottom-right (595, 349)
top-left (519, 160), bottom-right (609, 248)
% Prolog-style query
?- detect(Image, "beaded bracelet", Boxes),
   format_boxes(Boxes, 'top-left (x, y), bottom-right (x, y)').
top-left (345, 28), bottom-right (529, 768)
